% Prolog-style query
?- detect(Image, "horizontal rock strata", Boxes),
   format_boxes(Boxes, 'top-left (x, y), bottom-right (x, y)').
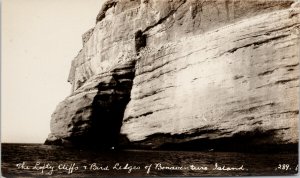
top-left (46, 0), bottom-right (299, 151)
top-left (48, 62), bottom-right (135, 148)
top-left (121, 8), bottom-right (300, 149)
top-left (68, 0), bottom-right (294, 91)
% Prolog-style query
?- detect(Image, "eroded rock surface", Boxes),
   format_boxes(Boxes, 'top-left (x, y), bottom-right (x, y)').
top-left (121, 8), bottom-right (300, 149)
top-left (68, 0), bottom-right (295, 91)
top-left (46, 0), bottom-right (299, 150)
top-left (47, 62), bottom-right (135, 148)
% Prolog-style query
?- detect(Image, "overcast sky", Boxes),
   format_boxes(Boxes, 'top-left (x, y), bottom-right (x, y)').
top-left (2, 0), bottom-right (104, 143)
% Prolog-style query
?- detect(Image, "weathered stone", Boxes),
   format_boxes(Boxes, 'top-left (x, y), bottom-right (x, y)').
top-left (68, 0), bottom-right (294, 92)
top-left (121, 8), bottom-right (300, 149)
top-left (44, 133), bottom-right (62, 145)
top-left (48, 62), bottom-right (136, 148)
top-left (47, 0), bottom-right (299, 150)
top-left (82, 28), bottom-right (94, 45)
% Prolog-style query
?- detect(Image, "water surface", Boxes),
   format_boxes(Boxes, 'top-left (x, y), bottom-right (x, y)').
top-left (1, 143), bottom-right (298, 177)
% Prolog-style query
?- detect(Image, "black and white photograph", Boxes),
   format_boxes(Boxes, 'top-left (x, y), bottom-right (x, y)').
top-left (1, 0), bottom-right (299, 177)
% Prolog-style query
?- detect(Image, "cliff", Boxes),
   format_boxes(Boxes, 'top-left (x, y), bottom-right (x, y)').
top-left (46, 0), bottom-right (299, 151)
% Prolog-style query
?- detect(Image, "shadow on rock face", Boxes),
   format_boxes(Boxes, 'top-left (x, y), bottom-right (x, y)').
top-left (46, 62), bottom-right (136, 150)
top-left (125, 128), bottom-right (298, 153)
top-left (77, 62), bottom-right (136, 149)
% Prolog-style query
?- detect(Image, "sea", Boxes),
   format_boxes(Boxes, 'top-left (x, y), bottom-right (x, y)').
top-left (1, 143), bottom-right (298, 177)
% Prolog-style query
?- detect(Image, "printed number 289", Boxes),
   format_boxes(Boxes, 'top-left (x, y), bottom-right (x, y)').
top-left (277, 164), bottom-right (290, 170)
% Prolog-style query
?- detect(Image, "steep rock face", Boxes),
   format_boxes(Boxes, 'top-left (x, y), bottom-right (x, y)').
top-left (68, 0), bottom-right (294, 91)
top-left (121, 8), bottom-right (300, 149)
top-left (48, 62), bottom-right (135, 148)
top-left (46, 0), bottom-right (299, 150)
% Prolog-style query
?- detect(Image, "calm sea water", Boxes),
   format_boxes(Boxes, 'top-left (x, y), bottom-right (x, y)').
top-left (1, 143), bottom-right (298, 177)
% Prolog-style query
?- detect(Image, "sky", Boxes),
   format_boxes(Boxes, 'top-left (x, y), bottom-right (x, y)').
top-left (2, 0), bottom-right (104, 143)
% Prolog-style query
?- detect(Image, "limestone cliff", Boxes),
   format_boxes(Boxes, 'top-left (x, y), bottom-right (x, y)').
top-left (46, 0), bottom-right (299, 151)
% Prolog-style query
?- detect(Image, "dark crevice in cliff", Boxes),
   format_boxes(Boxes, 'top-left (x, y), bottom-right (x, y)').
top-left (274, 77), bottom-right (299, 85)
top-left (256, 77), bottom-right (299, 89)
top-left (91, 62), bottom-right (136, 149)
top-left (135, 30), bottom-right (147, 53)
top-left (234, 23), bottom-right (297, 43)
top-left (258, 68), bottom-right (278, 76)
top-left (124, 106), bottom-right (174, 122)
top-left (232, 102), bottom-right (275, 114)
top-left (67, 62), bottom-right (136, 149)
top-left (132, 85), bottom-right (176, 101)
top-left (285, 63), bottom-right (299, 68)
top-left (221, 34), bottom-right (289, 56)
top-left (122, 128), bottom-right (298, 153)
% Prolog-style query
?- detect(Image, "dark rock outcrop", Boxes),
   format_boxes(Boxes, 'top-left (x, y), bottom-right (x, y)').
top-left (44, 133), bottom-right (63, 146)
top-left (47, 62), bottom-right (135, 148)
